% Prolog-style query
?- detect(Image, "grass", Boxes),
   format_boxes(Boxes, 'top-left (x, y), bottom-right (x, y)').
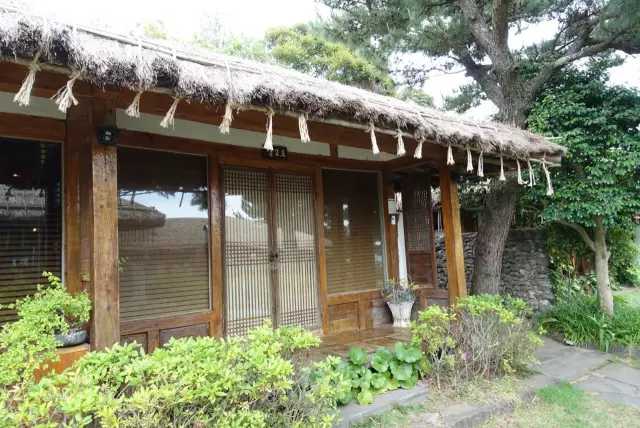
top-left (482, 382), bottom-right (640, 428)
top-left (616, 286), bottom-right (640, 309)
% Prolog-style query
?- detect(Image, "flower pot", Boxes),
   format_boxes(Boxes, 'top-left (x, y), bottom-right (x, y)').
top-left (54, 328), bottom-right (88, 348)
top-left (387, 300), bottom-right (414, 328)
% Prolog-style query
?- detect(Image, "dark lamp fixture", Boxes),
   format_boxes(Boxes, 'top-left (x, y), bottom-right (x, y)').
top-left (97, 126), bottom-right (119, 146)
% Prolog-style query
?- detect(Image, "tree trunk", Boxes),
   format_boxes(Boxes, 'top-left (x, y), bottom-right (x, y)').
top-left (594, 217), bottom-right (614, 316)
top-left (471, 181), bottom-right (519, 294)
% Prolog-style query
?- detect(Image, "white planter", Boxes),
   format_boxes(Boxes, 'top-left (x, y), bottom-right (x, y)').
top-left (387, 300), bottom-right (414, 328)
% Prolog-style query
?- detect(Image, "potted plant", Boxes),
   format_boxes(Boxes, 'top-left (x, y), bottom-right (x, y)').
top-left (7, 272), bottom-right (91, 347)
top-left (382, 279), bottom-right (418, 328)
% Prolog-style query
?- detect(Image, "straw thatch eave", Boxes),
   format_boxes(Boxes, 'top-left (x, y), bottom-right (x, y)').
top-left (0, 7), bottom-right (566, 163)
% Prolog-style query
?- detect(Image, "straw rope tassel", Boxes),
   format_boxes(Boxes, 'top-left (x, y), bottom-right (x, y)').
top-left (367, 121), bottom-right (380, 155)
top-left (414, 139), bottom-right (423, 159)
top-left (516, 159), bottom-right (525, 185)
top-left (527, 159), bottom-right (535, 187)
top-left (466, 146), bottom-right (473, 172)
top-left (298, 113), bottom-right (311, 143)
top-left (160, 97), bottom-right (180, 129)
top-left (499, 154), bottom-right (506, 181)
top-left (446, 144), bottom-right (455, 166)
top-left (52, 71), bottom-right (81, 113)
top-left (395, 129), bottom-right (406, 156)
top-left (219, 102), bottom-right (233, 134)
top-left (264, 109), bottom-right (274, 151)
top-left (477, 151), bottom-right (485, 177)
top-left (125, 91), bottom-right (143, 118)
top-left (542, 157), bottom-right (554, 196)
top-left (14, 51), bottom-right (41, 107)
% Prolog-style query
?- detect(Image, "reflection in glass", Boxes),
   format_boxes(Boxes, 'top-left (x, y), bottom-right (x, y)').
top-left (117, 148), bottom-right (210, 322)
top-left (0, 139), bottom-right (62, 323)
top-left (323, 170), bottom-right (385, 294)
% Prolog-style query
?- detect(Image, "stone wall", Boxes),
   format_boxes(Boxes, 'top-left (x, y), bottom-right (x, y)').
top-left (435, 229), bottom-right (553, 312)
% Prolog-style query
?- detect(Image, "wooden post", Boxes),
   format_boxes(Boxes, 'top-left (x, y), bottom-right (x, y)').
top-left (439, 167), bottom-right (467, 304)
top-left (208, 154), bottom-right (224, 336)
top-left (70, 99), bottom-right (120, 350)
top-left (63, 114), bottom-right (81, 294)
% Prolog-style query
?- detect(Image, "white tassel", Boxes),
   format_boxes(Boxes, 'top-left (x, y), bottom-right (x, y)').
top-left (527, 159), bottom-right (535, 187)
top-left (13, 52), bottom-right (41, 107)
top-left (477, 151), bottom-right (484, 177)
top-left (298, 113), bottom-right (311, 143)
top-left (466, 146), bottom-right (474, 172)
top-left (125, 91), bottom-right (143, 118)
top-left (219, 102), bottom-right (233, 134)
top-left (542, 157), bottom-right (554, 196)
top-left (414, 139), bottom-right (423, 159)
top-left (395, 129), bottom-right (406, 156)
top-left (160, 97), bottom-right (180, 128)
top-left (499, 154), bottom-right (506, 181)
top-left (516, 159), bottom-right (525, 185)
top-left (446, 144), bottom-right (455, 166)
top-left (52, 71), bottom-right (81, 113)
top-left (367, 121), bottom-right (380, 155)
top-left (263, 108), bottom-right (274, 151)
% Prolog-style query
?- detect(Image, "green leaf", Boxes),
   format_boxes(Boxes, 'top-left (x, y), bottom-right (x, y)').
top-left (370, 372), bottom-right (390, 391)
top-left (356, 388), bottom-right (374, 405)
top-left (394, 343), bottom-right (422, 363)
top-left (389, 360), bottom-right (413, 381)
top-left (398, 373), bottom-right (418, 389)
top-left (348, 347), bottom-right (368, 366)
top-left (371, 348), bottom-right (393, 372)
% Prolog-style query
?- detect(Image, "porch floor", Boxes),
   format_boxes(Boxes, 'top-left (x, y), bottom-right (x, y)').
top-left (312, 326), bottom-right (411, 360)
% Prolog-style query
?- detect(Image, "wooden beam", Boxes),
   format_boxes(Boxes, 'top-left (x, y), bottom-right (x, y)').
top-left (208, 155), bottom-right (224, 337)
top-left (0, 112), bottom-right (65, 142)
top-left (439, 167), bottom-right (467, 304)
top-left (71, 98), bottom-right (120, 350)
top-left (314, 168), bottom-right (330, 335)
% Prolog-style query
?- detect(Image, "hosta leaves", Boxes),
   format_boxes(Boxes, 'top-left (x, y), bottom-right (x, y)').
top-left (371, 348), bottom-right (393, 372)
top-left (394, 343), bottom-right (422, 363)
top-left (389, 360), bottom-right (413, 381)
top-left (348, 347), bottom-right (368, 366)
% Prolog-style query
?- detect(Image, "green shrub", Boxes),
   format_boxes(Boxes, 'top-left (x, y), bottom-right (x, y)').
top-left (2, 323), bottom-right (342, 428)
top-left (541, 293), bottom-right (640, 351)
top-left (411, 295), bottom-right (542, 387)
top-left (0, 272), bottom-right (91, 389)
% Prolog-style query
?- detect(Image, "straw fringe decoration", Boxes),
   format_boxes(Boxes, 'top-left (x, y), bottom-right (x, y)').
top-left (414, 139), bottom-right (423, 159)
top-left (298, 113), bottom-right (310, 143)
top-left (366, 121), bottom-right (380, 155)
top-left (499, 154), bottom-right (506, 181)
top-left (14, 51), bottom-right (41, 107)
top-left (466, 146), bottom-right (473, 172)
top-left (542, 157), bottom-right (554, 196)
top-left (395, 129), bottom-right (406, 156)
top-left (446, 144), bottom-right (455, 166)
top-left (527, 159), bottom-right (535, 187)
top-left (516, 159), bottom-right (525, 185)
top-left (219, 102), bottom-right (233, 134)
top-left (52, 71), bottom-right (81, 113)
top-left (125, 91), bottom-right (143, 118)
top-left (477, 151), bottom-right (484, 177)
top-left (263, 108), bottom-right (274, 151)
top-left (160, 97), bottom-right (180, 128)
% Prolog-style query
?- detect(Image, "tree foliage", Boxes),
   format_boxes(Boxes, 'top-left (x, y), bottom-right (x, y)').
top-left (528, 60), bottom-right (640, 231)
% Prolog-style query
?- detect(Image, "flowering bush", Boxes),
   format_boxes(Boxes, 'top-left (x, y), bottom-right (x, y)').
top-left (411, 295), bottom-right (541, 387)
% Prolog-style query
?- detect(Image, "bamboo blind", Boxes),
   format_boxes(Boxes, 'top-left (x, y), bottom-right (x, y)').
top-left (118, 148), bottom-right (210, 322)
top-left (323, 170), bottom-right (385, 294)
top-left (0, 140), bottom-right (62, 323)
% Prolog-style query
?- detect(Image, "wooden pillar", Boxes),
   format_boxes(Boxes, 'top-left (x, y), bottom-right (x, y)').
top-left (69, 98), bottom-right (120, 350)
top-left (383, 172), bottom-right (399, 281)
top-left (314, 167), bottom-right (330, 335)
top-left (439, 167), bottom-right (467, 304)
top-left (208, 155), bottom-right (224, 337)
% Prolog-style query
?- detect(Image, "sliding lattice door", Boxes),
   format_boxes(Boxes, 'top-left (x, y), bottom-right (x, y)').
top-left (223, 168), bottom-right (320, 336)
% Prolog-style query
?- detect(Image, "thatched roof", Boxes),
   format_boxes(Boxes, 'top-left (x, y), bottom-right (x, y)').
top-left (0, 6), bottom-right (565, 161)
